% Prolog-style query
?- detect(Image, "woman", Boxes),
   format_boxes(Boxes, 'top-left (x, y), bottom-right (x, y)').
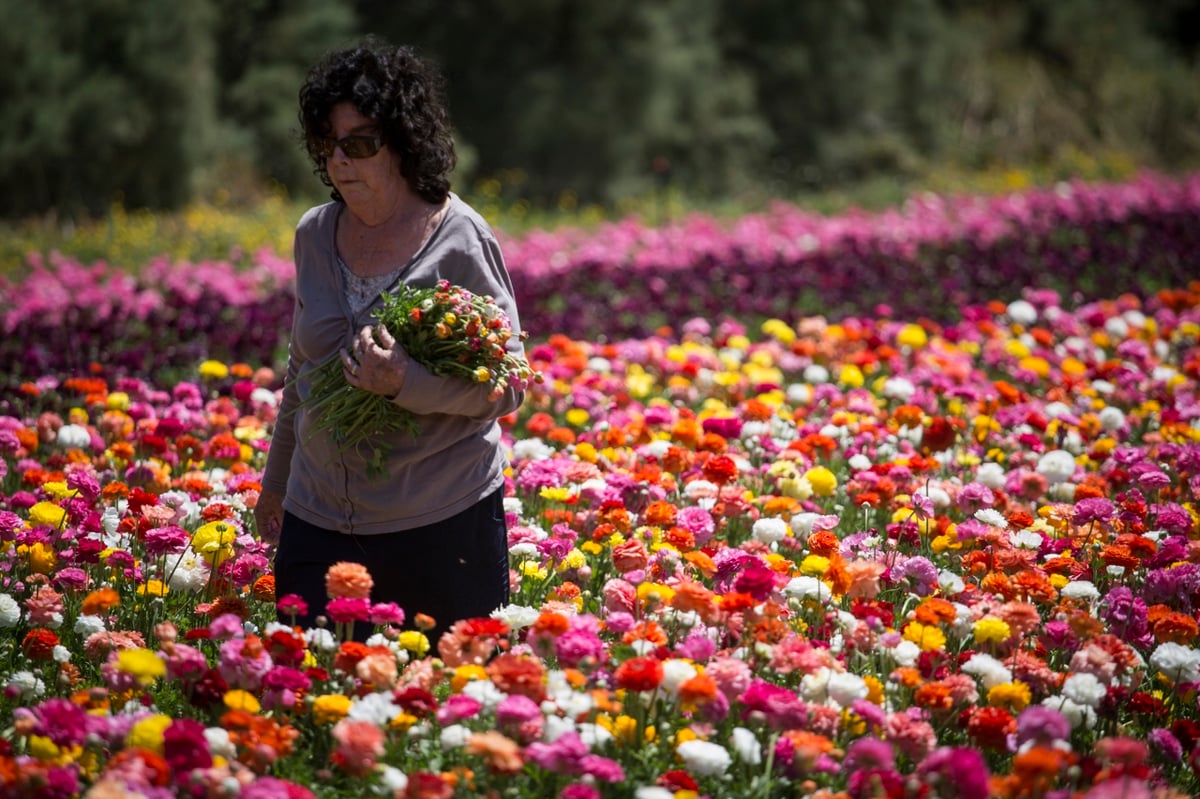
top-left (255, 38), bottom-right (524, 644)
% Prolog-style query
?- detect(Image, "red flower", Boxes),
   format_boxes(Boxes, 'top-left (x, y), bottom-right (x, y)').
top-left (613, 656), bottom-right (663, 692)
top-left (701, 454), bottom-right (738, 485)
top-left (393, 686), bottom-right (439, 717)
top-left (21, 628), bottom-right (59, 660)
top-left (459, 617), bottom-right (510, 638)
top-left (403, 772), bottom-right (453, 799)
top-left (657, 770), bottom-right (699, 792)
top-left (966, 706), bottom-right (1016, 750)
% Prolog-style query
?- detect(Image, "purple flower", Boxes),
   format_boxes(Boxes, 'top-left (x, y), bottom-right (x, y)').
top-left (1015, 705), bottom-right (1072, 747)
top-left (1100, 586), bottom-right (1151, 645)
top-left (892, 555), bottom-right (938, 596)
top-left (1072, 497), bottom-right (1116, 526)
top-left (1148, 727), bottom-right (1183, 763)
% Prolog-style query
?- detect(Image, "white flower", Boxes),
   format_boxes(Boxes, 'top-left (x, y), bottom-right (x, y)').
top-left (543, 715), bottom-right (577, 741)
top-left (1098, 406), bottom-right (1126, 432)
top-left (784, 576), bottom-right (831, 603)
top-left (660, 659), bottom-right (699, 697)
top-left (635, 789), bottom-right (675, 799)
top-left (938, 571), bottom-right (965, 596)
top-left (0, 594), bottom-right (21, 627)
top-left (848, 454), bottom-right (872, 471)
top-left (683, 480), bottom-right (719, 499)
top-left (8, 671), bottom-right (45, 699)
top-left (509, 542), bottom-right (539, 559)
top-left (1007, 300), bottom-right (1038, 325)
top-left (512, 438), bottom-right (553, 461)
top-left (751, 517), bottom-right (789, 545)
top-left (502, 496), bottom-right (524, 516)
top-left (73, 614), bottom-right (109, 639)
top-left (886, 640), bottom-right (921, 668)
top-left (164, 549), bottom-right (212, 593)
top-left (973, 508), bottom-right (1008, 529)
top-left (1041, 695), bottom-right (1096, 730)
top-left (962, 653), bottom-right (1013, 690)
top-left (729, 727), bottom-right (762, 764)
top-left (1010, 530), bottom-right (1043, 550)
top-left (53, 645), bottom-right (72, 663)
top-left (349, 692), bottom-right (401, 726)
top-left (1062, 672), bottom-right (1107, 707)
top-left (786, 383), bottom-right (814, 405)
top-left (56, 423), bottom-right (92, 449)
top-left (975, 462), bottom-right (1007, 489)
top-left (1104, 316), bottom-right (1129, 338)
top-left (577, 722), bottom-right (614, 748)
top-left (882, 377), bottom-right (916, 401)
top-left (306, 627), bottom-right (339, 652)
top-left (377, 765), bottom-right (408, 794)
top-left (826, 671), bottom-right (868, 708)
top-left (800, 668), bottom-right (832, 702)
top-left (789, 512), bottom-right (820, 536)
top-left (676, 739), bottom-right (733, 776)
top-left (491, 603), bottom-right (540, 630)
top-left (1048, 483), bottom-right (1077, 502)
top-left (1149, 642), bottom-right (1200, 684)
top-left (926, 485), bottom-right (952, 509)
top-left (462, 678), bottom-right (507, 709)
top-left (803, 364), bottom-right (830, 384)
top-left (440, 724), bottom-right (471, 748)
top-left (1036, 450), bottom-right (1077, 485)
top-left (205, 727), bottom-right (236, 759)
top-left (1060, 581), bottom-right (1100, 601)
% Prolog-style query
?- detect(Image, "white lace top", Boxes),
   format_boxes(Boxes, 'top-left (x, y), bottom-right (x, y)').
top-left (339, 256), bottom-right (403, 314)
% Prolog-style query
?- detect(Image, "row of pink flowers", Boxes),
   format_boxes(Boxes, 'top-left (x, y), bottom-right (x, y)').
top-left (2, 172), bottom-right (1197, 383)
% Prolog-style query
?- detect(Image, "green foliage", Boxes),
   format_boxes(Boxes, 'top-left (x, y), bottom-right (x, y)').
top-left (0, 0), bottom-right (1197, 220)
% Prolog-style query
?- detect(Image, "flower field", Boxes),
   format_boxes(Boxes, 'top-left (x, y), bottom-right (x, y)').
top-left (1, 177), bottom-right (1200, 798)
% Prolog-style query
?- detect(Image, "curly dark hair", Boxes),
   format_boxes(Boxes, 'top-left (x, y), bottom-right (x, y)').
top-left (299, 37), bottom-right (456, 204)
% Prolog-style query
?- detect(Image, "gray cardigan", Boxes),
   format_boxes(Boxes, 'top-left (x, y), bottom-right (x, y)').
top-left (260, 194), bottom-right (526, 534)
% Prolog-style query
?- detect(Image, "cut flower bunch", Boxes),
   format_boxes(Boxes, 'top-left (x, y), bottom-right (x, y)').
top-left (299, 280), bottom-right (538, 468)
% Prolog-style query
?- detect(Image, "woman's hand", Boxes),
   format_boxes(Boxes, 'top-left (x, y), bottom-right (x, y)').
top-left (254, 489), bottom-right (285, 545)
top-left (342, 323), bottom-right (409, 397)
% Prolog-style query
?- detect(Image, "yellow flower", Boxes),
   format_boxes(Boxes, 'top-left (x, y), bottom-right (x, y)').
top-left (198, 359), bottom-right (229, 379)
top-left (25, 542), bottom-right (57, 574)
top-left (27, 735), bottom-right (61, 762)
top-left (558, 549), bottom-right (586, 572)
top-left (137, 580), bottom-right (170, 597)
top-left (519, 561), bottom-right (548, 581)
top-left (312, 694), bottom-right (353, 725)
top-left (41, 482), bottom-right (76, 500)
top-left (574, 441), bottom-right (598, 463)
top-left (780, 475), bottom-right (813, 501)
top-left (398, 630), bottom-right (430, 658)
top-left (126, 714), bottom-right (172, 753)
top-left (799, 555), bottom-right (830, 577)
top-left (474, 367), bottom-right (492, 383)
top-left (973, 617), bottom-right (1012, 644)
top-left (838, 364), bottom-right (864, 388)
top-left (863, 674), bottom-right (884, 705)
top-left (803, 466), bottom-right (838, 497)
top-left (611, 714), bottom-right (641, 746)
top-left (637, 582), bottom-right (676, 607)
top-left (761, 318), bottom-right (795, 344)
top-left (192, 520), bottom-right (238, 568)
top-left (1018, 356), bottom-right (1051, 379)
top-left (116, 648), bottom-right (167, 686)
top-left (896, 323), bottom-right (928, 349)
top-left (28, 501), bottom-right (68, 530)
top-left (565, 408), bottom-right (589, 427)
top-left (224, 690), bottom-right (261, 713)
top-left (451, 664), bottom-right (488, 693)
top-left (539, 486), bottom-right (575, 503)
top-left (987, 681), bottom-right (1032, 711)
top-left (106, 391), bottom-right (131, 411)
top-left (902, 622), bottom-right (946, 652)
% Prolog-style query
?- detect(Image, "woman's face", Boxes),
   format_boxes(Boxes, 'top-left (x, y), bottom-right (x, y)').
top-left (324, 102), bottom-right (405, 206)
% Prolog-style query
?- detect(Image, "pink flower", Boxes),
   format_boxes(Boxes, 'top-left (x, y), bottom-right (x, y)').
top-left (331, 719), bottom-right (385, 776)
top-left (369, 601), bottom-right (405, 627)
top-left (601, 578), bottom-right (636, 614)
top-left (325, 596), bottom-right (371, 623)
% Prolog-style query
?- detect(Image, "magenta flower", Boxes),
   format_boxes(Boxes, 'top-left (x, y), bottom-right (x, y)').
top-left (915, 747), bottom-right (990, 799)
top-left (325, 596), bottom-right (371, 623)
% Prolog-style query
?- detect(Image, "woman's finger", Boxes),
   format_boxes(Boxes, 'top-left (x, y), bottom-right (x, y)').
top-left (376, 323), bottom-right (396, 350)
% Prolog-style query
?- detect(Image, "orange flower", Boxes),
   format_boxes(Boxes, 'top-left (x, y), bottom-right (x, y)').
top-left (701, 454), bottom-right (738, 485)
top-left (622, 620), bottom-right (668, 647)
top-left (530, 611), bottom-right (570, 638)
top-left (807, 530), bottom-right (840, 557)
top-left (325, 561), bottom-right (374, 600)
top-left (466, 731), bottom-right (524, 774)
top-left (643, 501), bottom-right (678, 527)
top-left (252, 575), bottom-right (276, 603)
top-left (669, 579), bottom-right (720, 623)
top-left (677, 672), bottom-right (719, 710)
top-left (81, 587), bottom-right (121, 616)
top-left (914, 682), bottom-right (954, 712)
top-left (486, 653), bottom-right (546, 702)
top-left (914, 597), bottom-right (958, 626)
top-left (1153, 611), bottom-right (1199, 645)
top-left (333, 642), bottom-right (371, 673)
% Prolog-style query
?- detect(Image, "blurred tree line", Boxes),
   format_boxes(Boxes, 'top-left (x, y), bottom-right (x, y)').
top-left (1, 0), bottom-right (1197, 219)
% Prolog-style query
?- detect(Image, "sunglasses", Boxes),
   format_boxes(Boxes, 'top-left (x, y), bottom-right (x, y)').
top-left (318, 135), bottom-right (384, 159)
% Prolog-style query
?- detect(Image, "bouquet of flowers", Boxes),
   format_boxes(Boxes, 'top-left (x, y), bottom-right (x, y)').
top-left (298, 280), bottom-right (539, 473)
